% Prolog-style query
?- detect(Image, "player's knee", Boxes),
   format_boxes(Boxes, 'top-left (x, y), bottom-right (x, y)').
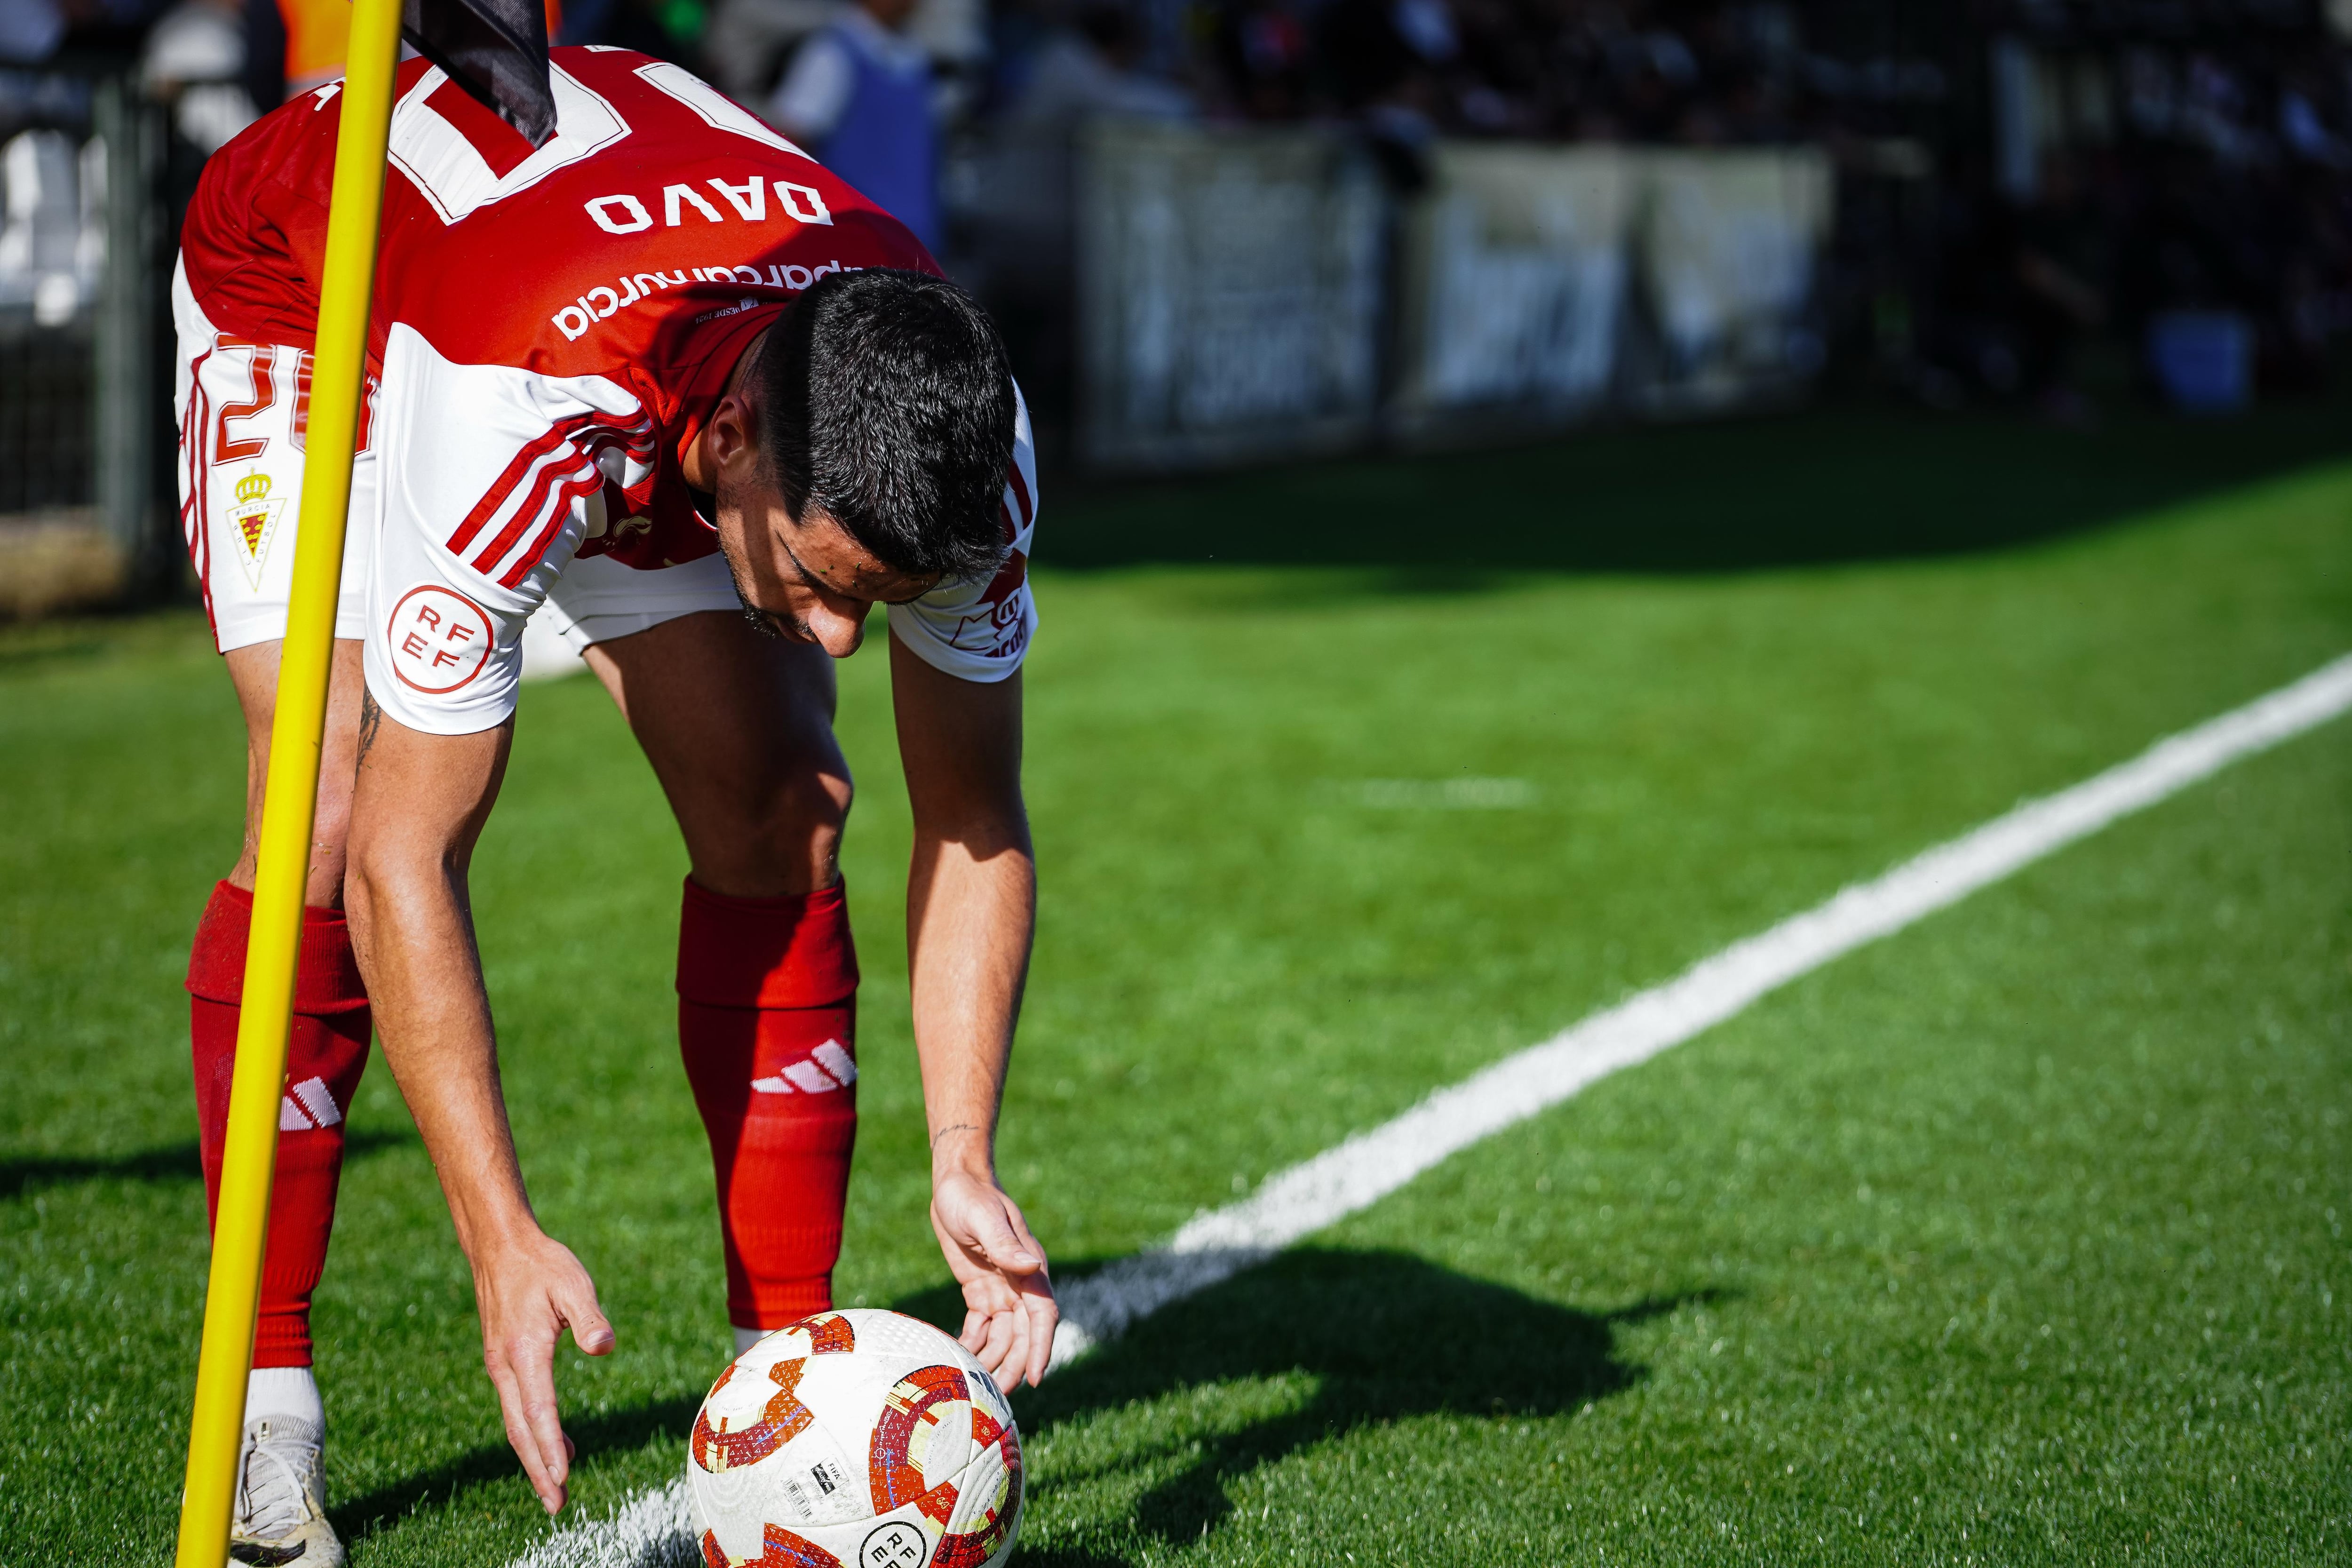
top-left (341, 832), bottom-right (399, 936)
top-left (690, 762), bottom-right (850, 897)
top-left (306, 783), bottom-right (358, 887)
top-left (765, 765), bottom-right (851, 864)
top-left (731, 745), bottom-right (845, 842)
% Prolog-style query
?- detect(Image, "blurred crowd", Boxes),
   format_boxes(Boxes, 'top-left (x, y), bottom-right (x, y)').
top-left (1, 0), bottom-right (2349, 408)
top-left (1888, 26), bottom-right (2352, 415)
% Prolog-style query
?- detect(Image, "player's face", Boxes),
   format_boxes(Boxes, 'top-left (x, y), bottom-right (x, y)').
top-left (692, 344), bottom-right (939, 654)
top-left (715, 476), bottom-right (940, 657)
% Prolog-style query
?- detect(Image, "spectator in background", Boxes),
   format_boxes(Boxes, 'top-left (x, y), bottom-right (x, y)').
top-left (141, 0), bottom-right (254, 152)
top-left (699, 0), bottom-right (840, 101)
top-left (2002, 152), bottom-right (2107, 422)
top-left (1320, 0), bottom-right (1454, 188)
top-left (768, 0), bottom-right (941, 251)
top-left (1216, 0), bottom-right (1314, 121)
top-left (0, 0), bottom-right (70, 64)
top-left (1323, 0), bottom-right (1454, 119)
top-left (1008, 1), bottom-right (1189, 129)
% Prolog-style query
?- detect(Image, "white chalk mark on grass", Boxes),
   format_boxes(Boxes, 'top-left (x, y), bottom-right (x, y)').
top-left (502, 1480), bottom-right (696, 1568)
top-left (1349, 778), bottom-right (1538, 810)
top-left (504, 652), bottom-right (2352, 1568)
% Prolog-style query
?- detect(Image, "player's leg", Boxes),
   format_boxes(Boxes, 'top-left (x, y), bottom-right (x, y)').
top-left (176, 266), bottom-right (373, 1563)
top-left (191, 635), bottom-right (373, 1352)
top-left (561, 579), bottom-right (860, 1352)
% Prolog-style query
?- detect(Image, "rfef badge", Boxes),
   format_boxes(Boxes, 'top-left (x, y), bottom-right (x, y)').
top-left (386, 585), bottom-right (494, 693)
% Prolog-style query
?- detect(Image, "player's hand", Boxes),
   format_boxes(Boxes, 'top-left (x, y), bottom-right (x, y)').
top-left (930, 1166), bottom-right (1057, 1389)
top-left (471, 1226), bottom-right (616, 1514)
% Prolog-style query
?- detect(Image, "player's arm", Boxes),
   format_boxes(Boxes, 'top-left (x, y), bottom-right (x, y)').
top-left (342, 691), bottom-right (614, 1515)
top-left (890, 631), bottom-right (1058, 1387)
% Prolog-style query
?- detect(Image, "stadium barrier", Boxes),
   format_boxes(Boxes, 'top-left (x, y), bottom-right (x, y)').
top-left (0, 73), bottom-right (175, 618)
top-left (1074, 121), bottom-right (1386, 472)
top-left (1388, 142), bottom-right (1636, 443)
top-left (1055, 124), bottom-right (1832, 472)
top-left (1630, 149), bottom-right (1834, 416)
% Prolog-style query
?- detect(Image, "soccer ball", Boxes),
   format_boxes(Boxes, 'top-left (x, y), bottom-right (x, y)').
top-left (685, 1308), bottom-right (1023, 1568)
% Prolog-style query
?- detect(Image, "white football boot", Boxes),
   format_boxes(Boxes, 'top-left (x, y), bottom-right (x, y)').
top-left (229, 1415), bottom-right (345, 1567)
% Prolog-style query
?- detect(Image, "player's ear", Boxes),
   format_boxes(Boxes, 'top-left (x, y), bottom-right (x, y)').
top-left (706, 389), bottom-right (760, 475)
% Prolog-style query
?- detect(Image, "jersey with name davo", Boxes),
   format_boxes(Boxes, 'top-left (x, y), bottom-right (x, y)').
top-left (179, 46), bottom-right (1038, 731)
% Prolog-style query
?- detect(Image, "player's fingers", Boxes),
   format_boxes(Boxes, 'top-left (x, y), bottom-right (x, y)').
top-left (505, 1394), bottom-right (565, 1512)
top-left (974, 1304), bottom-right (1017, 1378)
top-left (994, 1194), bottom-right (1048, 1268)
top-left (508, 1328), bottom-right (572, 1512)
top-left (997, 1297), bottom-right (1044, 1392)
top-left (556, 1273), bottom-right (616, 1357)
top-left (1020, 1289), bottom-right (1060, 1386)
top-left (996, 1297), bottom-right (1033, 1387)
top-left (971, 1327), bottom-right (1010, 1382)
top-left (938, 1181), bottom-right (1037, 1270)
top-left (959, 1305), bottom-right (991, 1353)
top-left (1008, 1216), bottom-right (1050, 1278)
top-left (969, 1200), bottom-right (1043, 1275)
top-left (486, 1355), bottom-right (560, 1512)
top-left (501, 1412), bottom-right (556, 1509)
top-left (969, 1307), bottom-right (1005, 1375)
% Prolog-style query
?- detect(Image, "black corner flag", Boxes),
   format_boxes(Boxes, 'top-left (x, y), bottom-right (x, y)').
top-left (404, 0), bottom-right (558, 146)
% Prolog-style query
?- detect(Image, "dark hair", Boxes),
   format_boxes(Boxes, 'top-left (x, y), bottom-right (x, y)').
top-left (757, 268), bottom-right (1017, 581)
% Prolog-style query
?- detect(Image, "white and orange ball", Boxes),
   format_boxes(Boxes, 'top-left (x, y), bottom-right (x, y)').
top-left (686, 1308), bottom-right (1023, 1568)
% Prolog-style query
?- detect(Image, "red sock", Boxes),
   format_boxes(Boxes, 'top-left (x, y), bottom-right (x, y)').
top-left (676, 877), bottom-right (860, 1332)
top-left (187, 881), bottom-right (373, 1369)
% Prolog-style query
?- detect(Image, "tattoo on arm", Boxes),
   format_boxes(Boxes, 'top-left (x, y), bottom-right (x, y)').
top-left (357, 689), bottom-right (383, 767)
top-left (930, 1122), bottom-right (985, 1149)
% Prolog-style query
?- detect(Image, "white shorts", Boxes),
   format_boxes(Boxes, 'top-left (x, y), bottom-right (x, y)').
top-left (537, 549), bottom-right (740, 653)
top-left (174, 260), bottom-right (739, 670)
top-left (175, 265), bottom-right (374, 653)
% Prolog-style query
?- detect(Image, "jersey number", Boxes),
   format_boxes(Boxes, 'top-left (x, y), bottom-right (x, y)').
top-left (213, 339), bottom-right (277, 463)
top-left (388, 64), bottom-right (631, 226)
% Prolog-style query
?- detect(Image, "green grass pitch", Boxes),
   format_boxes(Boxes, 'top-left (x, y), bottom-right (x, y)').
top-left (3, 406), bottom-right (2349, 1564)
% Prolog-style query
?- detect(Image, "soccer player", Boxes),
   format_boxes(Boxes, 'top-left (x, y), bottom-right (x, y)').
top-left (175, 47), bottom-right (1053, 1564)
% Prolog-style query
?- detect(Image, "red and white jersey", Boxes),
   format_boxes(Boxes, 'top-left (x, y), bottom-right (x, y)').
top-left (179, 47), bottom-right (1037, 733)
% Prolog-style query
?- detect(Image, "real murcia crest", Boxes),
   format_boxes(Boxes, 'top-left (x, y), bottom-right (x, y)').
top-left (226, 470), bottom-right (287, 589)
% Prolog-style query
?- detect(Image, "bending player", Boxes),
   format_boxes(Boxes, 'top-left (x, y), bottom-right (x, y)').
top-left (175, 47), bottom-right (1054, 1565)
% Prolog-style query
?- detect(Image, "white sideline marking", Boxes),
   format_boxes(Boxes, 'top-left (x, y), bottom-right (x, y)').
top-left (1049, 651), bottom-right (2352, 1365)
top-left (503, 652), bottom-right (2352, 1568)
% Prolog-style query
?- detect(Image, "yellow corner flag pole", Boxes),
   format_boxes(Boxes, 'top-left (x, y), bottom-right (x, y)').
top-left (173, 0), bottom-right (405, 1560)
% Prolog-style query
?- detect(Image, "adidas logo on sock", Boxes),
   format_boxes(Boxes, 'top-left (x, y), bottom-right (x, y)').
top-left (277, 1076), bottom-right (343, 1132)
top-left (750, 1040), bottom-right (857, 1095)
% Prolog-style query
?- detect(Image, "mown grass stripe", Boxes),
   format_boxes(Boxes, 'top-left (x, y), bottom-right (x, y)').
top-left (513, 650), bottom-right (2352, 1568)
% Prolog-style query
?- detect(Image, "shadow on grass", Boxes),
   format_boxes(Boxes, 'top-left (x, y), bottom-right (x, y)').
top-left (1040, 403), bottom-right (2352, 580)
top-left (328, 1248), bottom-right (1716, 1560)
top-left (904, 1247), bottom-right (1719, 1564)
top-left (0, 1127), bottom-right (412, 1200)
top-left (331, 1394), bottom-right (703, 1546)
